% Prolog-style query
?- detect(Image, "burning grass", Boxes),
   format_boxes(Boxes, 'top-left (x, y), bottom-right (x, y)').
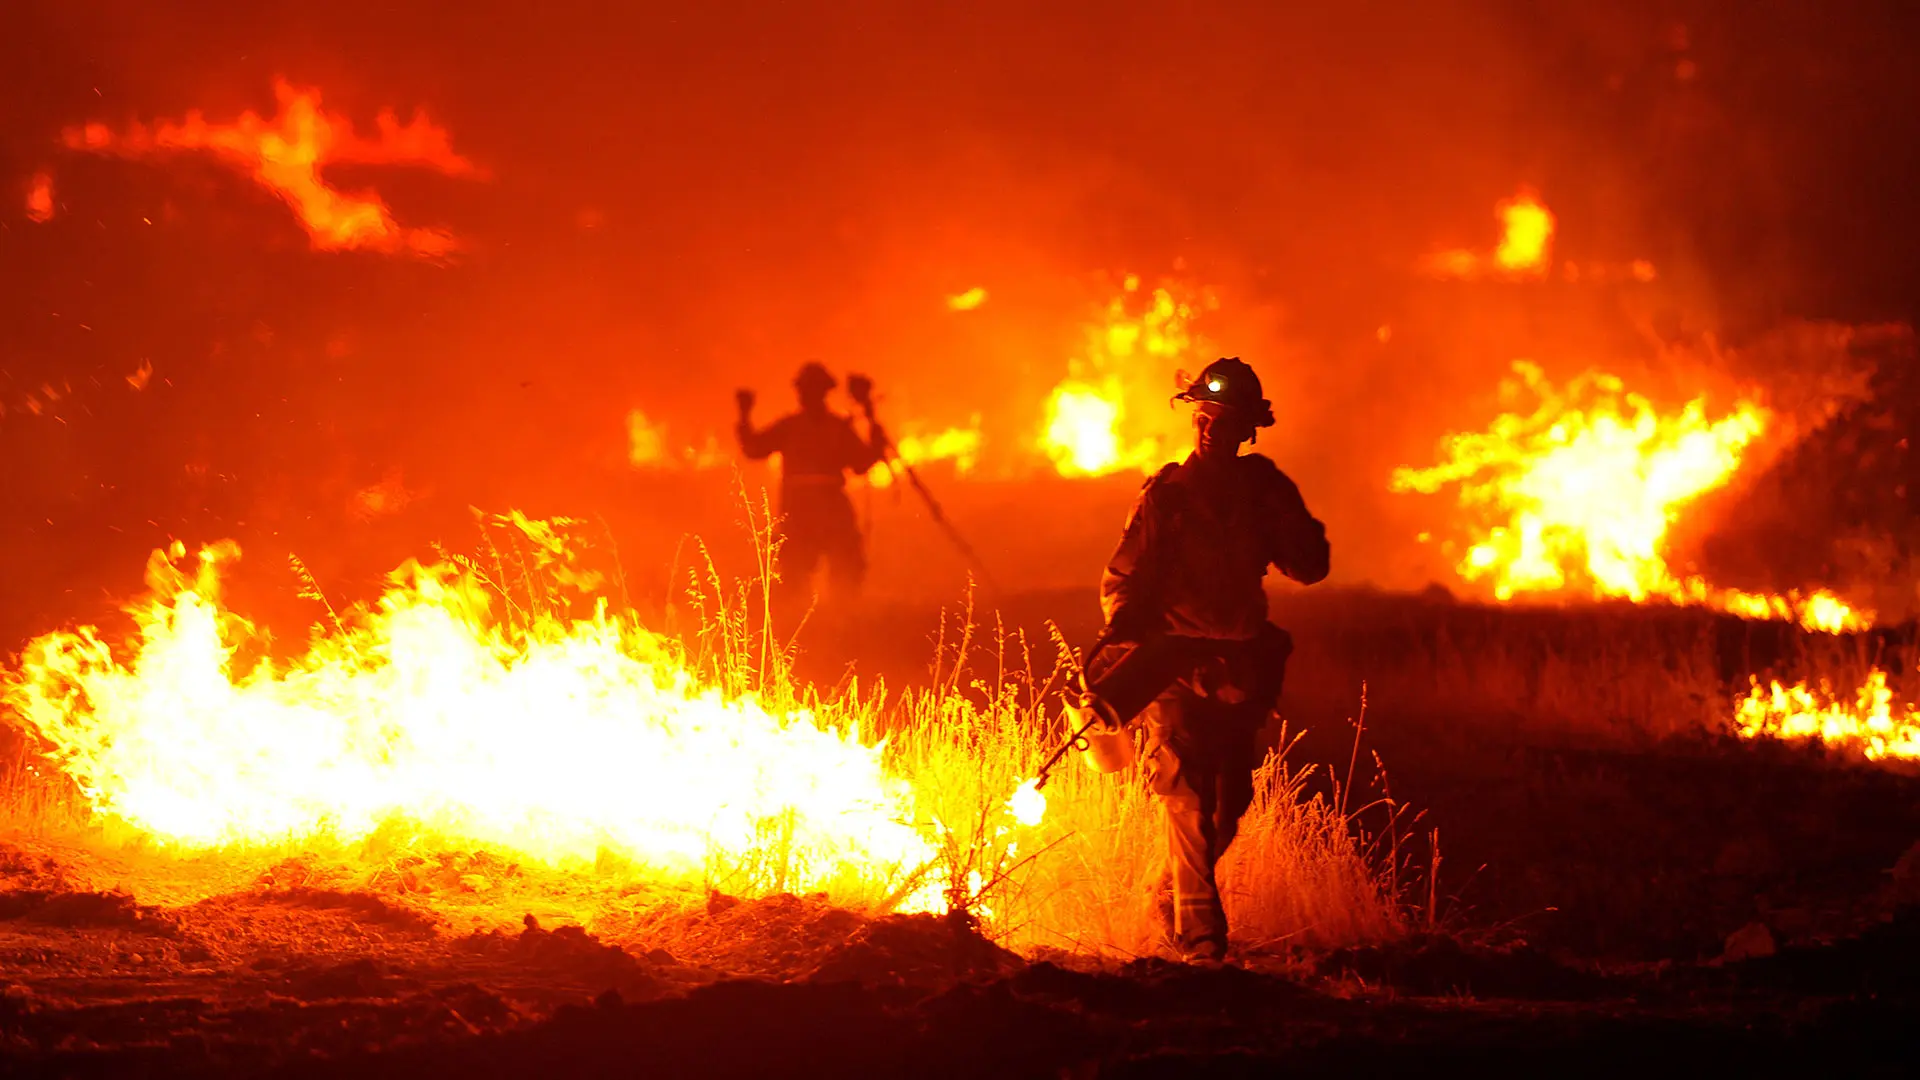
top-left (1271, 585), bottom-right (1916, 774)
top-left (0, 509), bottom-right (1410, 960)
top-left (1735, 666), bottom-right (1920, 762)
top-left (1391, 360), bottom-right (1869, 633)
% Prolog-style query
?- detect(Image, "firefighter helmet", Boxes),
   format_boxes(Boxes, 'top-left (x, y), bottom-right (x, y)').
top-left (1174, 357), bottom-right (1275, 427)
top-left (793, 361), bottom-right (837, 393)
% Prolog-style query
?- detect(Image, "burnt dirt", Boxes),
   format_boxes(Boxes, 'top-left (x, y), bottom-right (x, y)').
top-left (3, 902), bottom-right (1918, 1078)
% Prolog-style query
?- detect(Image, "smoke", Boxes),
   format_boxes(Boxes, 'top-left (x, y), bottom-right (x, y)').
top-left (2, 1), bottom-right (1917, 638)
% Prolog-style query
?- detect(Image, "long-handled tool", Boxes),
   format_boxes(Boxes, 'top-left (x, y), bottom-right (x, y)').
top-left (845, 373), bottom-right (1000, 593)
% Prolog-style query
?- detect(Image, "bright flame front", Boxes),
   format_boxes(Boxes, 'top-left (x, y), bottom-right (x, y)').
top-left (868, 418), bottom-right (983, 488)
top-left (1392, 361), bottom-right (1869, 632)
top-left (2, 538), bottom-right (938, 900)
top-left (1735, 669), bottom-right (1920, 762)
top-left (1037, 276), bottom-right (1207, 476)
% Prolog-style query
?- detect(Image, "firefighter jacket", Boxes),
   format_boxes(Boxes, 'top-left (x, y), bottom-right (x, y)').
top-left (736, 409), bottom-right (884, 502)
top-left (1100, 452), bottom-right (1329, 641)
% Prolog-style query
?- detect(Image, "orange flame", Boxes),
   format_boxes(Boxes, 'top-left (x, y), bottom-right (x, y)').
top-left (627, 409), bottom-right (726, 471)
top-left (64, 79), bottom-right (476, 255)
top-left (947, 286), bottom-right (989, 312)
top-left (1492, 192), bottom-right (1554, 274)
top-left (0, 529), bottom-right (946, 904)
top-left (1038, 276), bottom-right (1207, 476)
top-left (868, 418), bottom-right (982, 488)
top-left (25, 170), bottom-right (54, 222)
top-left (1392, 361), bottom-right (1869, 632)
top-left (627, 409), bottom-right (670, 467)
top-left (1736, 668), bottom-right (1920, 761)
top-left (1426, 190), bottom-right (1556, 279)
top-left (1007, 777), bottom-right (1046, 827)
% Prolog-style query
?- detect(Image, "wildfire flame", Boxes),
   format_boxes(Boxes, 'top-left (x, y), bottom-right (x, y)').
top-left (25, 170), bottom-right (54, 222)
top-left (1426, 190), bottom-right (1556, 279)
top-left (1038, 276), bottom-right (1207, 476)
top-left (1392, 361), bottom-right (1869, 632)
top-left (0, 532), bottom-right (944, 902)
top-left (64, 79), bottom-right (477, 255)
top-left (628, 409), bottom-right (670, 467)
top-left (627, 409), bottom-right (726, 471)
top-left (1493, 192), bottom-right (1554, 275)
top-left (1007, 777), bottom-right (1047, 827)
top-left (1735, 669), bottom-right (1920, 762)
top-left (947, 286), bottom-right (989, 312)
top-left (868, 419), bottom-right (983, 488)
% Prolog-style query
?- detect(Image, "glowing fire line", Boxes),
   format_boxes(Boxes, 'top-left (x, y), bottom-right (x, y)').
top-left (0, 532), bottom-right (1061, 909)
top-left (64, 79), bottom-right (476, 255)
top-left (869, 419), bottom-right (983, 488)
top-left (1736, 668), bottom-right (1920, 762)
top-left (1393, 361), bottom-right (1868, 632)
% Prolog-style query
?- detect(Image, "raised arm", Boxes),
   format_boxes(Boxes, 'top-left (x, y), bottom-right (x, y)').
top-left (734, 391), bottom-right (783, 460)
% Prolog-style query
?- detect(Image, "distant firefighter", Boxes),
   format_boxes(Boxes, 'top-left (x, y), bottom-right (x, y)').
top-left (735, 361), bottom-right (886, 600)
top-left (1082, 356), bottom-right (1330, 961)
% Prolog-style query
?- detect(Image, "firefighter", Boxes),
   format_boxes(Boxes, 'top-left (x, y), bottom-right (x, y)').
top-left (735, 361), bottom-right (886, 601)
top-left (1090, 356), bottom-right (1330, 961)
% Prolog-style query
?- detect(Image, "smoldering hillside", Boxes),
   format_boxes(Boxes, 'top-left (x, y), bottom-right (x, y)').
top-left (1, 0), bottom-right (1916, 645)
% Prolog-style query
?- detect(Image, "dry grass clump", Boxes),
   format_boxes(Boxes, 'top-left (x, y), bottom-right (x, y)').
top-left (876, 600), bottom-right (1412, 955)
top-left (1276, 588), bottom-right (1893, 748)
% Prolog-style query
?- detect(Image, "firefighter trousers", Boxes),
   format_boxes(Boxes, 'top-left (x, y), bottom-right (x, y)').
top-left (1132, 628), bottom-right (1291, 958)
top-left (777, 488), bottom-right (866, 605)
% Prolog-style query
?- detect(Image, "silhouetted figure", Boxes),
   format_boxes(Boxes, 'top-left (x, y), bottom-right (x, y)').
top-left (735, 362), bottom-right (885, 604)
top-left (1086, 356), bottom-right (1330, 961)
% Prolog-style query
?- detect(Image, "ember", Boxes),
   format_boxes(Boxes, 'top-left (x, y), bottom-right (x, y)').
top-left (24, 169), bottom-right (54, 222)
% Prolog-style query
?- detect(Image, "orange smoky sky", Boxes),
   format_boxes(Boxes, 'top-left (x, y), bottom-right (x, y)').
top-left (1, 0), bottom-right (1918, 637)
